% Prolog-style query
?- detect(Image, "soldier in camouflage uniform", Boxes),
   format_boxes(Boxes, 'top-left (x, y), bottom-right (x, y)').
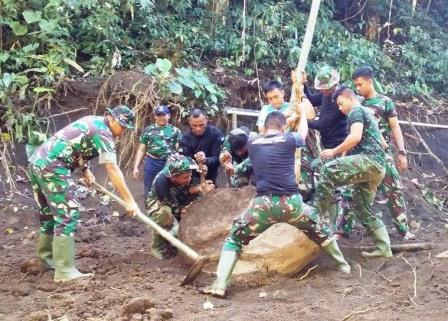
top-left (28, 105), bottom-right (140, 282)
top-left (315, 86), bottom-right (393, 259)
top-left (219, 126), bottom-right (255, 188)
top-left (337, 67), bottom-right (414, 240)
top-left (145, 154), bottom-right (215, 259)
top-left (133, 105), bottom-right (182, 196)
top-left (202, 108), bottom-right (350, 298)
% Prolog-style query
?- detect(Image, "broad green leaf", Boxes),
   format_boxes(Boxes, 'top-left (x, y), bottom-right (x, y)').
top-left (33, 87), bottom-right (55, 93)
top-left (178, 76), bottom-right (196, 89)
top-left (143, 64), bottom-right (157, 75)
top-left (2, 73), bottom-right (13, 88)
top-left (175, 67), bottom-right (192, 78)
top-left (15, 75), bottom-right (29, 85)
top-left (23, 10), bottom-right (42, 24)
top-left (193, 73), bottom-right (209, 85)
top-left (0, 52), bottom-right (9, 63)
top-left (63, 58), bottom-right (85, 73)
top-left (156, 58), bottom-right (172, 74)
top-left (168, 81), bottom-right (183, 95)
top-left (9, 22), bottom-right (28, 36)
top-left (210, 94), bottom-right (217, 104)
top-left (39, 19), bottom-right (57, 33)
top-left (22, 43), bottom-right (39, 53)
top-left (194, 89), bottom-right (202, 98)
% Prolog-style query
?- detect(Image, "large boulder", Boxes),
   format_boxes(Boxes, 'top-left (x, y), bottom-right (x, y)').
top-left (178, 187), bottom-right (321, 281)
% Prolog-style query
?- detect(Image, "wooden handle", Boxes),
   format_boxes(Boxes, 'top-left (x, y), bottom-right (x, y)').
top-left (92, 182), bottom-right (201, 261)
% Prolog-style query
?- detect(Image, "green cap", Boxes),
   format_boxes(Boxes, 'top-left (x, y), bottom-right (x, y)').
top-left (314, 66), bottom-right (340, 90)
top-left (165, 154), bottom-right (198, 177)
top-left (106, 105), bottom-right (135, 129)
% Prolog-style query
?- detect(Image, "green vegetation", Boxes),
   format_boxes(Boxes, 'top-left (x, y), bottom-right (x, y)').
top-left (0, 0), bottom-right (447, 140)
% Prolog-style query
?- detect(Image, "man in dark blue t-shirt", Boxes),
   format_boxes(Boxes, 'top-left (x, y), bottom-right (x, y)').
top-left (202, 107), bottom-right (350, 298)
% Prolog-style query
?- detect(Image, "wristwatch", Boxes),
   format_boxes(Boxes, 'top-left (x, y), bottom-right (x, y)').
top-left (398, 150), bottom-right (407, 156)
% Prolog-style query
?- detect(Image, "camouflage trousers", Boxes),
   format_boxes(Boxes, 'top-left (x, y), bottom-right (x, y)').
top-left (145, 198), bottom-right (179, 255)
top-left (28, 165), bottom-right (80, 236)
top-left (314, 154), bottom-right (386, 233)
top-left (230, 159), bottom-right (252, 188)
top-left (339, 154), bottom-right (409, 236)
top-left (222, 194), bottom-right (333, 253)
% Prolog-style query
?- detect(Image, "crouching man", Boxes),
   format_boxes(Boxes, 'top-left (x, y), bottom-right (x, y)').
top-left (145, 154), bottom-right (215, 259)
top-left (202, 106), bottom-right (350, 298)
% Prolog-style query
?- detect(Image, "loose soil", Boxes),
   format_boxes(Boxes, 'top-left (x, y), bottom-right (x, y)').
top-left (1, 76), bottom-right (448, 321)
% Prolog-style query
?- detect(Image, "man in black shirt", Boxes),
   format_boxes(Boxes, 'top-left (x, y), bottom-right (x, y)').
top-left (202, 107), bottom-right (350, 298)
top-left (179, 108), bottom-right (224, 184)
top-left (302, 65), bottom-right (347, 149)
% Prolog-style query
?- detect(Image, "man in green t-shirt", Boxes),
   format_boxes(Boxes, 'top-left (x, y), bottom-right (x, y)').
top-left (257, 80), bottom-right (291, 135)
top-left (338, 66), bottom-right (414, 240)
top-left (315, 86), bottom-right (392, 258)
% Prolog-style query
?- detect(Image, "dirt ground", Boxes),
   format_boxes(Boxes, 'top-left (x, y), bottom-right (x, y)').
top-left (1, 76), bottom-right (448, 321)
top-left (1, 165), bottom-right (448, 321)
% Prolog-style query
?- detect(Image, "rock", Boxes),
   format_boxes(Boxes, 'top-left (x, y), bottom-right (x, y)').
top-left (26, 311), bottom-right (48, 321)
top-left (13, 284), bottom-right (31, 296)
top-left (47, 293), bottom-right (75, 308)
top-left (36, 283), bottom-right (58, 292)
top-left (436, 249), bottom-right (448, 258)
top-left (179, 187), bottom-right (321, 281)
top-left (121, 297), bottom-right (155, 316)
top-left (159, 308), bottom-right (173, 320)
top-left (20, 259), bottom-right (44, 275)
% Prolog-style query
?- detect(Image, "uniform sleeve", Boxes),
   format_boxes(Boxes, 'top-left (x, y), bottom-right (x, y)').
top-left (384, 98), bottom-right (398, 119)
top-left (347, 107), bottom-right (364, 127)
top-left (290, 132), bottom-right (305, 147)
top-left (178, 134), bottom-right (194, 158)
top-left (174, 127), bottom-right (182, 147)
top-left (206, 129), bottom-right (224, 168)
top-left (234, 158), bottom-right (252, 176)
top-left (153, 174), bottom-right (170, 203)
top-left (221, 136), bottom-right (231, 153)
top-left (92, 131), bottom-right (117, 164)
top-left (140, 126), bottom-right (150, 145)
top-left (303, 84), bottom-right (323, 107)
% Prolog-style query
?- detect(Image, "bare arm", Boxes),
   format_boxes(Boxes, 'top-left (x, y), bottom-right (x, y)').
top-left (296, 103), bottom-right (309, 142)
top-left (132, 143), bottom-right (146, 179)
top-left (389, 116), bottom-right (408, 171)
top-left (105, 163), bottom-right (139, 213)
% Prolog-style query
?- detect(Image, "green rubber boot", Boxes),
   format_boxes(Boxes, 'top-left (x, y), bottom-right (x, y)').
top-left (321, 238), bottom-right (351, 274)
top-left (150, 230), bottom-right (176, 260)
top-left (37, 233), bottom-right (55, 270)
top-left (202, 250), bottom-right (238, 298)
top-left (53, 235), bottom-right (92, 282)
top-left (361, 225), bottom-right (393, 258)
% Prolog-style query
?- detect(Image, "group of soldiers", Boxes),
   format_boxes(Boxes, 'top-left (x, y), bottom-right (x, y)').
top-left (27, 64), bottom-right (414, 299)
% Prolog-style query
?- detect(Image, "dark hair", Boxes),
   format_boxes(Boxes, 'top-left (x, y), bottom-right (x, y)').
top-left (332, 85), bottom-right (356, 101)
top-left (352, 66), bottom-right (374, 80)
top-left (264, 111), bottom-right (286, 129)
top-left (189, 108), bottom-right (206, 118)
top-left (228, 134), bottom-right (248, 151)
top-left (262, 80), bottom-right (284, 94)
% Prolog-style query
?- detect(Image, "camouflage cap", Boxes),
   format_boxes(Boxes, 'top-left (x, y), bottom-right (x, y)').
top-left (314, 66), bottom-right (340, 90)
top-left (106, 105), bottom-right (135, 129)
top-left (165, 153), bottom-right (198, 177)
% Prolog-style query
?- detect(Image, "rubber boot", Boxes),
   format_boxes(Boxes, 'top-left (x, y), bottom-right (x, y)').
top-left (202, 250), bottom-right (238, 298)
top-left (37, 233), bottom-right (55, 270)
top-left (321, 239), bottom-right (351, 274)
top-left (150, 230), bottom-right (176, 260)
top-left (53, 235), bottom-right (92, 282)
top-left (361, 225), bottom-right (393, 258)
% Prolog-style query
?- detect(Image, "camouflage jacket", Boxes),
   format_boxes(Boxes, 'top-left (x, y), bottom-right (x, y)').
top-left (347, 106), bottom-right (386, 167)
top-left (29, 116), bottom-right (116, 172)
top-left (361, 94), bottom-right (398, 144)
top-left (140, 124), bottom-right (182, 159)
top-left (146, 168), bottom-right (198, 212)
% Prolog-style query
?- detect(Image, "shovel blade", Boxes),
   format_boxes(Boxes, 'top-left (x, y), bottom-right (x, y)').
top-left (181, 256), bottom-right (207, 286)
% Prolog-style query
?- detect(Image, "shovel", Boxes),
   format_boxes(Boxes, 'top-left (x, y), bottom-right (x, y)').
top-left (92, 182), bottom-right (207, 286)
